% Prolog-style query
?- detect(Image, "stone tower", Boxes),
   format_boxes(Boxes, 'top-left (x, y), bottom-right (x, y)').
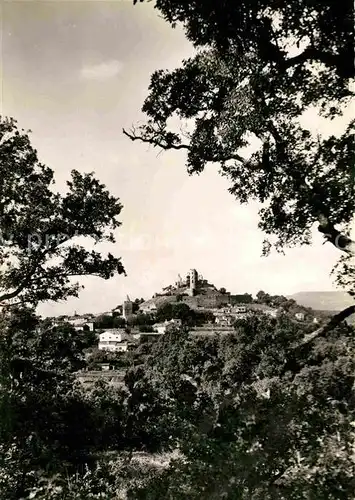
top-left (122, 295), bottom-right (133, 319)
top-left (188, 269), bottom-right (198, 296)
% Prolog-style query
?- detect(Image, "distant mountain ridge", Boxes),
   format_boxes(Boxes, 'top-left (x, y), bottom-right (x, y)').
top-left (289, 291), bottom-right (354, 312)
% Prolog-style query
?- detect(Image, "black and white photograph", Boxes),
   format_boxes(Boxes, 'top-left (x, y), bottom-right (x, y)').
top-left (0, 0), bottom-right (354, 498)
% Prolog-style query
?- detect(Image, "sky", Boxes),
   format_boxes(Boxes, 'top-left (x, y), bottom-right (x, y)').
top-left (0, 0), bottom-right (349, 317)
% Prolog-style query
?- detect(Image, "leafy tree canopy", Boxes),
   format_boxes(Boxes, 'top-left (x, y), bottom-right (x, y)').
top-left (127, 0), bottom-right (355, 297)
top-left (0, 308), bottom-right (94, 490)
top-left (0, 117), bottom-right (125, 307)
top-left (129, 314), bottom-right (355, 499)
top-left (131, 313), bottom-right (155, 326)
top-left (94, 314), bottom-right (127, 330)
top-left (230, 293), bottom-right (253, 304)
top-left (156, 302), bottom-right (192, 323)
top-left (134, 0), bottom-right (353, 83)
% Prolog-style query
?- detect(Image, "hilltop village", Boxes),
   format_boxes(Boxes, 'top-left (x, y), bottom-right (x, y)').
top-left (51, 269), bottom-right (324, 363)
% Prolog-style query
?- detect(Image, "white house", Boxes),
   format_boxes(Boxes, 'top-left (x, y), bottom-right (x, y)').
top-left (100, 362), bottom-right (112, 371)
top-left (152, 319), bottom-right (182, 334)
top-left (68, 318), bottom-right (95, 331)
top-left (215, 315), bottom-right (235, 327)
top-left (232, 313), bottom-right (249, 320)
top-left (98, 330), bottom-right (128, 352)
top-left (214, 308), bottom-right (232, 319)
top-left (248, 304), bottom-right (278, 318)
top-left (265, 309), bottom-right (278, 318)
top-left (219, 307), bottom-right (232, 314)
top-left (233, 305), bottom-right (247, 314)
top-left (295, 312), bottom-right (305, 321)
top-left (231, 306), bottom-right (250, 320)
top-left (153, 323), bottom-right (168, 334)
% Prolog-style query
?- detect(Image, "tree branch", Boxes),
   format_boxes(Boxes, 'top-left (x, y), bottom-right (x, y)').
top-left (317, 214), bottom-right (355, 255)
top-left (122, 128), bottom-right (190, 151)
top-left (284, 48), bottom-right (354, 78)
top-left (0, 231), bottom-right (119, 304)
top-left (123, 127), bottom-right (250, 165)
top-left (0, 250), bottom-right (50, 303)
top-left (124, 120), bottom-right (353, 255)
top-left (0, 287), bottom-right (27, 303)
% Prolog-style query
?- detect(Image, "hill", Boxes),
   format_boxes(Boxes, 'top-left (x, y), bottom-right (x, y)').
top-left (289, 291), bottom-right (354, 312)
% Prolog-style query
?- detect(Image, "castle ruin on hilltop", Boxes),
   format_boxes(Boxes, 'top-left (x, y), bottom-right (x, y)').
top-left (161, 268), bottom-right (209, 297)
top-left (149, 268), bottom-right (231, 309)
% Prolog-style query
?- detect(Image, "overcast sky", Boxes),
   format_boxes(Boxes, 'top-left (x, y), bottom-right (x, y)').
top-left (0, 0), bottom-right (348, 317)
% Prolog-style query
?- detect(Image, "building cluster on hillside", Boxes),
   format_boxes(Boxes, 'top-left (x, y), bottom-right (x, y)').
top-left (213, 304), bottom-right (276, 326)
top-left (50, 268), bottom-right (322, 355)
top-left (53, 315), bottom-right (95, 332)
